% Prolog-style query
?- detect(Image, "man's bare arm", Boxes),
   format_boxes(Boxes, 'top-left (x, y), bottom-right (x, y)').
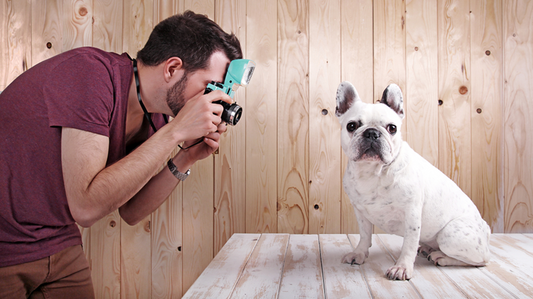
top-left (61, 126), bottom-right (180, 227)
top-left (62, 91), bottom-right (229, 227)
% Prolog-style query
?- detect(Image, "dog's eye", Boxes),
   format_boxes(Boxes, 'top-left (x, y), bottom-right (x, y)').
top-left (347, 121), bottom-right (360, 133)
top-left (387, 124), bottom-right (397, 134)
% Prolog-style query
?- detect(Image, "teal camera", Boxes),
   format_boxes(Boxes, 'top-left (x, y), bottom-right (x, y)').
top-left (204, 59), bottom-right (255, 125)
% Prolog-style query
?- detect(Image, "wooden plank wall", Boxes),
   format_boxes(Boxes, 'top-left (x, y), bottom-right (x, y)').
top-left (1, 0), bottom-right (533, 297)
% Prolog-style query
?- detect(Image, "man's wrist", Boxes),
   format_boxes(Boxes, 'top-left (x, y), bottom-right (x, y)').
top-left (167, 159), bottom-right (190, 181)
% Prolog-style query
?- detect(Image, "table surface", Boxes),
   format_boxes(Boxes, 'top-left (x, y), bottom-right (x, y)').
top-left (182, 233), bottom-right (533, 298)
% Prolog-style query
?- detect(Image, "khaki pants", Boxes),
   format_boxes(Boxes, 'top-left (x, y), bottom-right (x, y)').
top-left (0, 245), bottom-right (95, 299)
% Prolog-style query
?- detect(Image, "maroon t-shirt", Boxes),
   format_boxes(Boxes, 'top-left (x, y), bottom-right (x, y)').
top-left (0, 47), bottom-right (165, 267)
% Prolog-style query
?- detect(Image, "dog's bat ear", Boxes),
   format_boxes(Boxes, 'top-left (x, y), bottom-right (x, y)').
top-left (380, 84), bottom-right (404, 119)
top-left (336, 81), bottom-right (360, 117)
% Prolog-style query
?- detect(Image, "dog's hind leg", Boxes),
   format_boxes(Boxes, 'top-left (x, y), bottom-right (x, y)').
top-left (432, 216), bottom-right (491, 267)
top-left (417, 244), bottom-right (435, 259)
top-left (427, 251), bottom-right (474, 266)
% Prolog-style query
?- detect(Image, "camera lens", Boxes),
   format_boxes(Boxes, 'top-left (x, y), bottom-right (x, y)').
top-left (225, 103), bottom-right (242, 126)
top-left (214, 100), bottom-right (242, 126)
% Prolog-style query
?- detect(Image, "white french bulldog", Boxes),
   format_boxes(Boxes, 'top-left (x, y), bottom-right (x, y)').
top-left (336, 81), bottom-right (491, 280)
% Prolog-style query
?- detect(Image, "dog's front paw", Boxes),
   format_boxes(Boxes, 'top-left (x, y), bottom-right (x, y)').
top-left (342, 251), bottom-right (367, 265)
top-left (386, 264), bottom-right (413, 280)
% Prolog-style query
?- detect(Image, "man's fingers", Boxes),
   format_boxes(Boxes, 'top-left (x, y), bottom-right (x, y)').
top-left (206, 89), bottom-right (233, 105)
top-left (202, 137), bottom-right (219, 150)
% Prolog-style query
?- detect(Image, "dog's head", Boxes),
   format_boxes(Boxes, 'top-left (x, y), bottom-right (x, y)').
top-left (336, 81), bottom-right (404, 165)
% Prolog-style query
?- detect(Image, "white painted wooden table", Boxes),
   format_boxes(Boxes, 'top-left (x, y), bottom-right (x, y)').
top-left (182, 233), bottom-right (533, 298)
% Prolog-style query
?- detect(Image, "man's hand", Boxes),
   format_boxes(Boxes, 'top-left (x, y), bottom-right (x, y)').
top-left (181, 121), bottom-right (227, 159)
top-left (170, 90), bottom-right (232, 143)
top-left (62, 90), bottom-right (233, 227)
top-left (170, 89), bottom-right (232, 165)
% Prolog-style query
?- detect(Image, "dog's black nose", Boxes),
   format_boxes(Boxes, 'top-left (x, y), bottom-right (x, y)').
top-left (364, 128), bottom-right (381, 140)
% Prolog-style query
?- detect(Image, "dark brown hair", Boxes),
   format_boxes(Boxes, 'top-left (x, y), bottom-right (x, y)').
top-left (137, 10), bottom-right (242, 72)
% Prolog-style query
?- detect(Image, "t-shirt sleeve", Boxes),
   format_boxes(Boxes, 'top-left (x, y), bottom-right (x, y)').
top-left (44, 55), bottom-right (115, 137)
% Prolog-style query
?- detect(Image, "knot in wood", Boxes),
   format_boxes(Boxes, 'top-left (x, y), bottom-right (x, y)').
top-left (144, 220), bottom-right (151, 232)
top-left (79, 7), bottom-right (88, 16)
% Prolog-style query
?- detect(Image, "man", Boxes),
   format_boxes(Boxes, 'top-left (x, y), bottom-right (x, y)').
top-left (0, 11), bottom-right (242, 298)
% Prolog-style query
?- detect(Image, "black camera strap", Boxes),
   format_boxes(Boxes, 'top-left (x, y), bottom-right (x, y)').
top-left (132, 58), bottom-right (160, 132)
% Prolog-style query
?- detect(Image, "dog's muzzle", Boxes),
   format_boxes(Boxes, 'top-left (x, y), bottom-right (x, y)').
top-left (363, 128), bottom-right (381, 140)
top-left (356, 128), bottom-right (385, 161)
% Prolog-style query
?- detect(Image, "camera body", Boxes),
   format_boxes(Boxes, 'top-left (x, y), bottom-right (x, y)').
top-left (203, 59), bottom-right (255, 126)
top-left (204, 82), bottom-right (242, 126)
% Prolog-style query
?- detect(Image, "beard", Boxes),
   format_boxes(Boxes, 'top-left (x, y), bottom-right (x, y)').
top-left (166, 71), bottom-right (189, 116)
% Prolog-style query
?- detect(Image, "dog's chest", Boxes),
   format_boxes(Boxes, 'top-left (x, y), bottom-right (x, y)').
top-left (343, 163), bottom-right (417, 235)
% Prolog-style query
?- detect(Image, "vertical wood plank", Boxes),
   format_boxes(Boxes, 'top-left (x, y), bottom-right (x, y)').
top-left (179, 2), bottom-right (216, 295)
top-left (245, 0), bottom-right (278, 234)
top-left (123, 0), bottom-right (153, 57)
top-left (373, 0), bottom-right (406, 102)
top-left (63, 0), bottom-right (93, 50)
top-left (340, 0), bottom-right (374, 104)
top-left (90, 217), bottom-right (121, 299)
top-left (405, 0), bottom-right (439, 166)
top-left (182, 157), bottom-right (215, 294)
top-left (438, 0), bottom-right (472, 199)
top-left (93, 0), bottom-right (122, 53)
top-left (180, 0), bottom-right (214, 18)
top-left (0, 0), bottom-right (31, 90)
top-left (154, 0), bottom-right (179, 21)
top-left (182, 154), bottom-right (215, 294)
top-left (213, 0), bottom-right (247, 255)
top-left (503, 0), bottom-right (533, 233)
top-left (31, 0), bottom-right (62, 66)
top-left (308, 0), bottom-right (341, 234)
top-left (152, 157), bottom-right (183, 298)
top-left (373, 0), bottom-right (406, 234)
top-left (277, 0), bottom-right (309, 234)
top-left (471, 0), bottom-right (504, 232)
top-left (339, 0), bottom-right (373, 234)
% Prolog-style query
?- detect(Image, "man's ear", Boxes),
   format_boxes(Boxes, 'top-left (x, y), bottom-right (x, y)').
top-left (164, 57), bottom-right (184, 83)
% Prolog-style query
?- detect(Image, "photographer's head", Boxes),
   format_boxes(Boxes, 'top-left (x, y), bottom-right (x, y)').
top-left (165, 51), bottom-right (229, 116)
top-left (136, 11), bottom-right (242, 73)
top-left (136, 11), bottom-right (242, 116)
